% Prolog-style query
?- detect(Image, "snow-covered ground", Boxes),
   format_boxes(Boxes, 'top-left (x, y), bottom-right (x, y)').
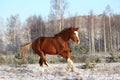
top-left (0, 63), bottom-right (120, 80)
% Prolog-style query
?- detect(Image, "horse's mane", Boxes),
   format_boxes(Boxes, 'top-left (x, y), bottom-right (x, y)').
top-left (54, 27), bottom-right (70, 37)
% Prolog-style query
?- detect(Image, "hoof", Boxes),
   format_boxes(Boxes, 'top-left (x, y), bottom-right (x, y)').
top-left (39, 67), bottom-right (44, 72)
top-left (65, 68), bottom-right (69, 72)
top-left (45, 62), bottom-right (50, 67)
top-left (65, 65), bottom-right (70, 73)
top-left (76, 72), bottom-right (80, 75)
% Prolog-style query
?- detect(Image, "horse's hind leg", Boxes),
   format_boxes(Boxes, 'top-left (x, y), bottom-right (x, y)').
top-left (39, 53), bottom-right (46, 66)
top-left (39, 58), bottom-right (45, 73)
top-left (37, 50), bottom-right (49, 66)
top-left (39, 58), bottom-right (43, 66)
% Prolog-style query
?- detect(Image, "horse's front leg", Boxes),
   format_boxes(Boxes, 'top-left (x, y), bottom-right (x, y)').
top-left (67, 58), bottom-right (80, 74)
top-left (66, 52), bottom-right (80, 75)
top-left (60, 52), bottom-right (80, 74)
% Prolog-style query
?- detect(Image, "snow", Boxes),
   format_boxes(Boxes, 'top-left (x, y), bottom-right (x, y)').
top-left (0, 63), bottom-right (120, 80)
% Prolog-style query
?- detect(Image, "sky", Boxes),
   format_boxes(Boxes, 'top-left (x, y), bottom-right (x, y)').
top-left (0, 0), bottom-right (120, 22)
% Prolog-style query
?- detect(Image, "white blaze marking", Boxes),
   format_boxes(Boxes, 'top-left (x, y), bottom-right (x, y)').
top-left (46, 61), bottom-right (50, 66)
top-left (67, 58), bottom-right (78, 73)
top-left (74, 31), bottom-right (80, 44)
top-left (67, 58), bottom-right (73, 65)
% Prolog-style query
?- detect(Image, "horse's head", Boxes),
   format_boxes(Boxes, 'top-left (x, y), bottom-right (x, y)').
top-left (70, 27), bottom-right (80, 44)
top-left (55, 27), bottom-right (80, 44)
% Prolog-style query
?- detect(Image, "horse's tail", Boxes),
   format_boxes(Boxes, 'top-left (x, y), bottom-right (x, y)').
top-left (20, 42), bottom-right (32, 62)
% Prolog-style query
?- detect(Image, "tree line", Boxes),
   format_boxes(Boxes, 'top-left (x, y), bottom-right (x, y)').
top-left (0, 0), bottom-right (120, 54)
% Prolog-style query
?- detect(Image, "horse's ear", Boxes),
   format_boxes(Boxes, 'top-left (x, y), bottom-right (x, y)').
top-left (75, 27), bottom-right (79, 31)
top-left (71, 27), bottom-right (79, 31)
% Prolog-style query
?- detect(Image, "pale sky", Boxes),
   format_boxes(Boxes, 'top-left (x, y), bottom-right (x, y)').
top-left (0, 0), bottom-right (120, 22)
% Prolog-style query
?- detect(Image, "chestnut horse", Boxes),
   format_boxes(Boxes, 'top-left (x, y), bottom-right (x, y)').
top-left (21, 27), bottom-right (80, 74)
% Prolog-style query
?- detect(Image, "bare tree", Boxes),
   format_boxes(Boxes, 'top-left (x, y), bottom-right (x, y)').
top-left (0, 18), bottom-right (4, 51)
top-left (0, 37), bottom-right (4, 53)
top-left (91, 12), bottom-right (95, 52)
top-left (87, 11), bottom-right (95, 53)
top-left (6, 15), bottom-right (21, 53)
top-left (49, 0), bottom-right (68, 32)
top-left (105, 5), bottom-right (113, 51)
top-left (101, 12), bottom-right (107, 52)
top-left (26, 15), bottom-right (45, 41)
top-left (115, 15), bottom-right (120, 50)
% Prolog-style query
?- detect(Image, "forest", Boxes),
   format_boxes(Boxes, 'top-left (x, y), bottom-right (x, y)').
top-left (0, 0), bottom-right (120, 64)
top-left (0, 1), bottom-right (120, 80)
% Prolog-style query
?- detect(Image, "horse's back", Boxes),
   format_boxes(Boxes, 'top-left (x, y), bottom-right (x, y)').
top-left (32, 37), bottom-right (57, 54)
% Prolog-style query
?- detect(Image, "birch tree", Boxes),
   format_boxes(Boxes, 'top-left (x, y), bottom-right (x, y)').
top-left (26, 15), bottom-right (45, 41)
top-left (102, 12), bottom-right (107, 52)
top-left (49, 0), bottom-right (68, 32)
top-left (105, 5), bottom-right (113, 51)
top-left (87, 11), bottom-right (95, 53)
top-left (6, 15), bottom-right (21, 52)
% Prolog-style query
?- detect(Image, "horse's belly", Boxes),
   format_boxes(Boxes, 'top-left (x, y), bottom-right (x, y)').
top-left (43, 46), bottom-right (57, 54)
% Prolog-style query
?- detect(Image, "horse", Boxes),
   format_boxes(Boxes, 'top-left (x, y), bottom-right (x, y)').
top-left (21, 27), bottom-right (80, 74)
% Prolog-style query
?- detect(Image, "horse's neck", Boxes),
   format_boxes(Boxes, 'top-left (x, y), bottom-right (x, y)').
top-left (57, 33), bottom-right (70, 42)
top-left (54, 30), bottom-right (71, 42)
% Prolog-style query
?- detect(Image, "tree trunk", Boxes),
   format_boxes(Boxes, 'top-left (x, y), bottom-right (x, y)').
top-left (91, 17), bottom-right (95, 52)
top-left (117, 32), bottom-right (120, 50)
top-left (103, 19), bottom-right (107, 52)
top-left (109, 16), bottom-right (112, 50)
